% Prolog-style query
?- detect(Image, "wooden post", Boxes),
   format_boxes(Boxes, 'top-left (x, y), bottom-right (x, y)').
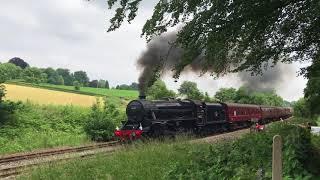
top-left (272, 135), bottom-right (282, 180)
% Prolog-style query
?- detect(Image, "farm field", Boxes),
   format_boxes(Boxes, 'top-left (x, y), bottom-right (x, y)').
top-left (4, 84), bottom-right (98, 107)
top-left (4, 84), bottom-right (132, 107)
top-left (7, 81), bottom-right (138, 99)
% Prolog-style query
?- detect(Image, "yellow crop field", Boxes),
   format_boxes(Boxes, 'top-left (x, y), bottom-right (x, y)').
top-left (4, 84), bottom-right (98, 107)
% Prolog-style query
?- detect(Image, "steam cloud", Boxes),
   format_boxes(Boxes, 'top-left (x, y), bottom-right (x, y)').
top-left (137, 31), bottom-right (295, 95)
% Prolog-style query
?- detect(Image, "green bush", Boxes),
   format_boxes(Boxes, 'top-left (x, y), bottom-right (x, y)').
top-left (84, 99), bottom-right (122, 141)
top-left (165, 123), bottom-right (313, 179)
top-left (73, 81), bottom-right (81, 90)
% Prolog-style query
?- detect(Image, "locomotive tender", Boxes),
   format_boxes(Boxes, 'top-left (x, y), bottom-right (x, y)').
top-left (114, 97), bottom-right (293, 140)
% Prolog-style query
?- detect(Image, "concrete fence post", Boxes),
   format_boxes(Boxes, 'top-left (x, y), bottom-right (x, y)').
top-left (272, 135), bottom-right (282, 180)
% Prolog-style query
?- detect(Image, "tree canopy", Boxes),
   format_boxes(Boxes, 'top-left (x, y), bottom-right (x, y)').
top-left (107, 0), bottom-right (320, 77)
top-left (214, 88), bottom-right (237, 102)
top-left (303, 55), bottom-right (320, 115)
top-left (9, 57), bottom-right (29, 69)
top-left (178, 81), bottom-right (204, 100)
top-left (146, 80), bottom-right (176, 99)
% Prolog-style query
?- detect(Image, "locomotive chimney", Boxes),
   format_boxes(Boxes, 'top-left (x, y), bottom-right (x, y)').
top-left (139, 92), bottom-right (146, 100)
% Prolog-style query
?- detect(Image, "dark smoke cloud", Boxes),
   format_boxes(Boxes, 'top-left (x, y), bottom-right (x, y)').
top-left (137, 31), bottom-right (295, 95)
top-left (238, 62), bottom-right (296, 92)
top-left (137, 31), bottom-right (204, 95)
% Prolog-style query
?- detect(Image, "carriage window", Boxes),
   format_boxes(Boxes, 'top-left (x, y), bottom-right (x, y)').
top-left (234, 111), bottom-right (237, 116)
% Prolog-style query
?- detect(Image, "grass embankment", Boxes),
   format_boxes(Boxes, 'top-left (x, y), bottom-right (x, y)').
top-left (22, 118), bottom-right (320, 180)
top-left (0, 103), bottom-right (91, 155)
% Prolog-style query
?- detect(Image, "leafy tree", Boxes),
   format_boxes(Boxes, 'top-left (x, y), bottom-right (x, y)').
top-left (203, 92), bottom-right (213, 102)
top-left (105, 80), bottom-right (110, 89)
top-left (249, 91), bottom-right (284, 106)
top-left (40, 73), bottom-right (48, 83)
top-left (56, 68), bottom-right (73, 86)
top-left (89, 80), bottom-right (98, 88)
top-left (23, 67), bottom-right (43, 84)
top-left (0, 84), bottom-right (5, 102)
top-left (73, 81), bottom-right (81, 91)
top-left (292, 98), bottom-right (311, 117)
top-left (73, 71), bottom-right (89, 86)
top-left (178, 81), bottom-right (203, 100)
top-left (303, 57), bottom-right (320, 115)
top-left (44, 68), bottom-right (60, 84)
top-left (214, 88), bottom-right (237, 102)
top-left (146, 80), bottom-right (176, 99)
top-left (235, 87), bottom-right (251, 103)
top-left (56, 75), bottom-right (65, 85)
top-left (84, 99), bottom-right (118, 141)
top-left (9, 57), bottom-right (29, 69)
top-left (115, 83), bottom-right (139, 90)
top-left (0, 63), bottom-right (22, 81)
top-left (129, 82), bottom-right (139, 90)
top-left (98, 80), bottom-right (106, 88)
top-left (106, 0), bottom-right (320, 78)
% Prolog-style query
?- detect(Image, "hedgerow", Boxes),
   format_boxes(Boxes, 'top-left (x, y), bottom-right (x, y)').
top-left (165, 122), bottom-right (314, 179)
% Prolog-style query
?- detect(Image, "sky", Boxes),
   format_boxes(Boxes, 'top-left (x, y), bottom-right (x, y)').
top-left (0, 0), bottom-right (308, 101)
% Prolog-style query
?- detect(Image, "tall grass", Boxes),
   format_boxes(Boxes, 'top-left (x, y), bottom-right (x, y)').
top-left (22, 120), bottom-right (320, 179)
top-left (21, 139), bottom-right (210, 180)
top-left (0, 103), bottom-right (91, 155)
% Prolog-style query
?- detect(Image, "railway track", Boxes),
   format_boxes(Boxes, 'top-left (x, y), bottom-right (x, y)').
top-left (0, 141), bottom-right (121, 179)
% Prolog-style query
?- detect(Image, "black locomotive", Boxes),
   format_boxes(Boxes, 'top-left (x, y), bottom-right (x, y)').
top-left (114, 97), bottom-right (293, 140)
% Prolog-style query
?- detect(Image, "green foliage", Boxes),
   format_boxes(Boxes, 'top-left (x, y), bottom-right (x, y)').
top-left (293, 98), bottom-right (311, 117)
top-left (116, 82), bottom-right (139, 90)
top-left (203, 92), bottom-right (213, 102)
top-left (56, 75), bottom-right (65, 85)
top-left (98, 80), bottom-right (106, 88)
top-left (165, 123), bottom-right (314, 179)
top-left (73, 71), bottom-right (89, 86)
top-left (0, 63), bottom-right (22, 82)
top-left (105, 80), bottom-right (110, 89)
top-left (0, 103), bottom-right (90, 154)
top-left (249, 91), bottom-right (284, 106)
top-left (23, 67), bottom-right (44, 84)
top-left (73, 81), bottom-right (81, 90)
top-left (147, 80), bottom-right (176, 100)
top-left (107, 0), bottom-right (320, 78)
top-left (22, 140), bottom-right (209, 180)
top-left (0, 84), bottom-right (5, 101)
top-left (178, 81), bottom-right (204, 100)
top-left (56, 68), bottom-right (73, 86)
top-left (215, 86), bottom-right (286, 106)
top-left (84, 99), bottom-right (122, 141)
top-left (22, 121), bottom-right (319, 179)
top-left (9, 57), bottom-right (29, 69)
top-left (214, 88), bottom-right (237, 102)
top-left (304, 56), bottom-right (320, 116)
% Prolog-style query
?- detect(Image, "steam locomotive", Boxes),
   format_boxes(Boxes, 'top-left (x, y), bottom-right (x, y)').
top-left (114, 96), bottom-right (293, 140)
